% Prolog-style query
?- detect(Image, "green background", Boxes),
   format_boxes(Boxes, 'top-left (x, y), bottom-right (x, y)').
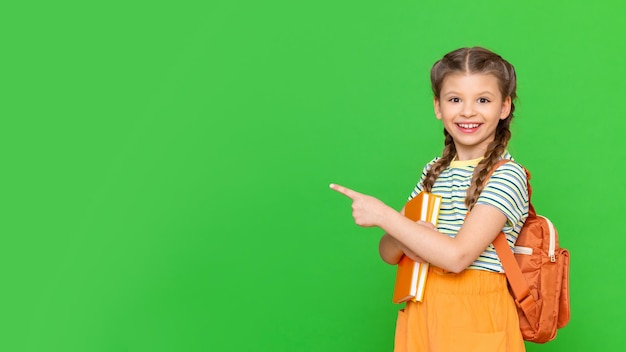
top-left (2, 0), bottom-right (624, 351)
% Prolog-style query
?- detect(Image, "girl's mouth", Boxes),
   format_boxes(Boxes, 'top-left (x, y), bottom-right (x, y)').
top-left (456, 123), bottom-right (481, 132)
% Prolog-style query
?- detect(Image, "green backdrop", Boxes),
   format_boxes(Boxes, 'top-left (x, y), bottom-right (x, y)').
top-left (2, 0), bottom-right (625, 351)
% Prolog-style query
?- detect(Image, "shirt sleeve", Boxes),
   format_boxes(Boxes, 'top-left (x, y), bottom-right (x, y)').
top-left (408, 157), bottom-right (439, 200)
top-left (475, 162), bottom-right (529, 227)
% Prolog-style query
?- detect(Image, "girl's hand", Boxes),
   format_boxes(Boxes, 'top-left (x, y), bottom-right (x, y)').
top-left (330, 183), bottom-right (391, 228)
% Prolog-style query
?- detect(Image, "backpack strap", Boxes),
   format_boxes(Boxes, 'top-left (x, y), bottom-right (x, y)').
top-left (483, 160), bottom-right (538, 315)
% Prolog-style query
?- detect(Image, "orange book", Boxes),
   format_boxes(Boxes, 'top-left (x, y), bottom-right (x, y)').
top-left (392, 191), bottom-right (442, 304)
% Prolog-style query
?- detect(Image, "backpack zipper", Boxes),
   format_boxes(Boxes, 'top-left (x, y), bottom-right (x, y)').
top-left (512, 216), bottom-right (557, 262)
top-left (538, 215), bottom-right (556, 262)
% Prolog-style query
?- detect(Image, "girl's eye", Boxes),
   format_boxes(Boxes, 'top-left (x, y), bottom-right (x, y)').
top-left (478, 98), bottom-right (490, 103)
top-left (449, 97), bottom-right (461, 103)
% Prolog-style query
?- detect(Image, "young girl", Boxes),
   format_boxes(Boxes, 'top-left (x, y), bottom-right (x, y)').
top-left (330, 47), bottom-right (529, 351)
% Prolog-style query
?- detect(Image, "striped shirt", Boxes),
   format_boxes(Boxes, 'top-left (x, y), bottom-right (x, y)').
top-left (409, 152), bottom-right (529, 273)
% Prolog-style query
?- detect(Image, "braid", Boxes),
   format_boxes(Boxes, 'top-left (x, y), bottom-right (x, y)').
top-left (465, 122), bottom-right (512, 209)
top-left (423, 129), bottom-right (456, 192)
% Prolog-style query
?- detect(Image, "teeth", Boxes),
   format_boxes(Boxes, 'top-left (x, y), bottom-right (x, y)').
top-left (458, 123), bottom-right (479, 128)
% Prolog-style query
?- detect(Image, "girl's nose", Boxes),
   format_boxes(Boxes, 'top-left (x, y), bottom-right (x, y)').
top-left (461, 102), bottom-right (477, 117)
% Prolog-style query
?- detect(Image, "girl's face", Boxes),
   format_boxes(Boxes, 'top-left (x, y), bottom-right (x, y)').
top-left (434, 73), bottom-right (511, 161)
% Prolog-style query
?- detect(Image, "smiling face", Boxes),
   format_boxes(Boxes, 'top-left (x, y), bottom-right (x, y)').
top-left (434, 73), bottom-right (512, 161)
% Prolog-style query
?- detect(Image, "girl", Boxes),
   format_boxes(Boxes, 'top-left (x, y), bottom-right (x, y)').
top-left (330, 47), bottom-right (529, 351)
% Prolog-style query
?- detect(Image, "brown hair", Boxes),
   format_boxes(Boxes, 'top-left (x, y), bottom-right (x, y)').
top-left (422, 47), bottom-right (517, 210)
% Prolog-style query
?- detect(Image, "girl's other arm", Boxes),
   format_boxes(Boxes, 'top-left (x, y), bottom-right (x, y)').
top-left (379, 207), bottom-right (406, 264)
top-left (380, 233), bottom-right (429, 264)
top-left (379, 233), bottom-right (404, 264)
top-left (379, 206), bottom-right (431, 264)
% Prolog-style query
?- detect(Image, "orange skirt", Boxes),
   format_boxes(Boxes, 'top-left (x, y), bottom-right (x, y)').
top-left (394, 266), bottom-right (525, 352)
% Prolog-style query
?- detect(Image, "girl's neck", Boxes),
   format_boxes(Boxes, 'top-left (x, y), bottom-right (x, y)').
top-left (451, 150), bottom-right (509, 165)
top-left (451, 155), bottom-right (484, 167)
top-left (453, 150), bottom-right (486, 161)
top-left (452, 136), bottom-right (494, 161)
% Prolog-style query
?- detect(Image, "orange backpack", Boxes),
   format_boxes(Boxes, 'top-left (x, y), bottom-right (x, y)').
top-left (487, 160), bottom-right (570, 343)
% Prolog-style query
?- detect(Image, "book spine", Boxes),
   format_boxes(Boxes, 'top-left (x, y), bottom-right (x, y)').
top-left (414, 262), bottom-right (429, 302)
top-left (414, 193), bottom-right (440, 302)
top-left (420, 194), bottom-right (428, 220)
top-left (410, 261), bottom-right (419, 297)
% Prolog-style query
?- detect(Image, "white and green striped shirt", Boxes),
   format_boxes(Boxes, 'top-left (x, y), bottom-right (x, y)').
top-left (409, 152), bottom-right (529, 273)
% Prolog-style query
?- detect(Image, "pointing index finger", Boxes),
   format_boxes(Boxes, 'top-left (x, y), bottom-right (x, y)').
top-left (329, 183), bottom-right (360, 199)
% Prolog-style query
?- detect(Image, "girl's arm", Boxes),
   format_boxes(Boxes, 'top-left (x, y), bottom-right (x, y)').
top-left (381, 204), bottom-right (506, 273)
top-left (332, 184), bottom-right (506, 273)
top-left (379, 233), bottom-right (404, 264)
top-left (379, 206), bottom-right (431, 264)
top-left (379, 233), bottom-right (430, 264)
top-left (379, 206), bottom-right (407, 264)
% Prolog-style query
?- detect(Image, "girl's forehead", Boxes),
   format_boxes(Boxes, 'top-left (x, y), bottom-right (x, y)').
top-left (440, 73), bottom-right (501, 93)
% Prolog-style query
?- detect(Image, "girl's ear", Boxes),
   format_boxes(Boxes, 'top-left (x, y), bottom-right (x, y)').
top-left (500, 96), bottom-right (512, 120)
top-left (434, 97), bottom-right (442, 120)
